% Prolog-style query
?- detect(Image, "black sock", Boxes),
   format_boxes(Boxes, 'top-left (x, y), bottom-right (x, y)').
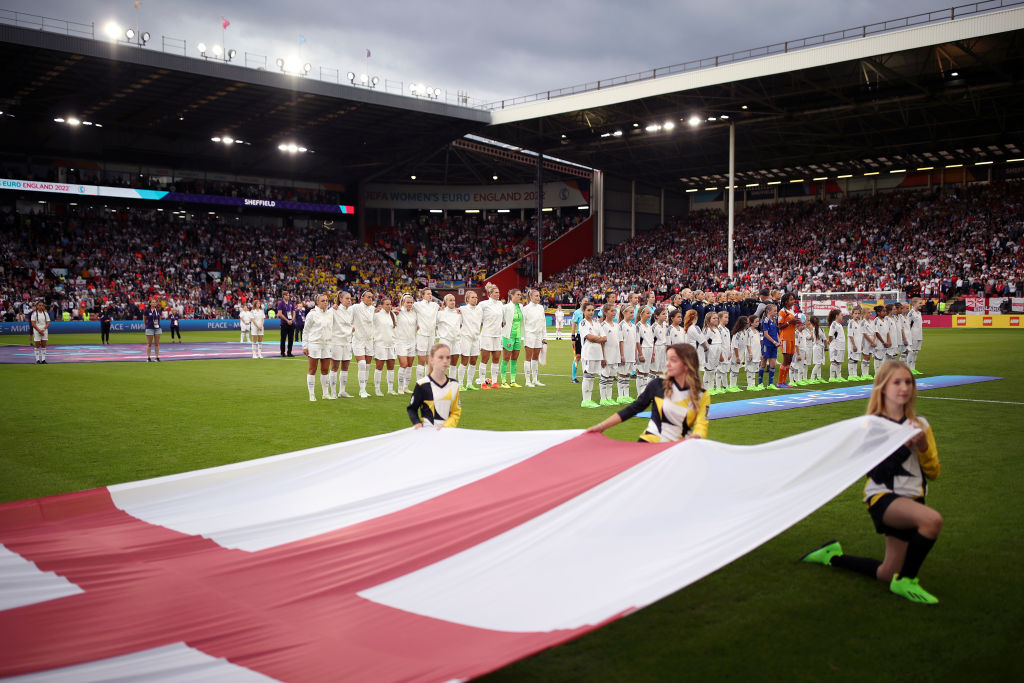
top-left (830, 554), bottom-right (882, 579)
top-left (899, 532), bottom-right (936, 579)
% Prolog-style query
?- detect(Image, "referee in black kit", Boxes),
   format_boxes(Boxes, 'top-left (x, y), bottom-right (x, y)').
top-left (278, 291), bottom-right (296, 357)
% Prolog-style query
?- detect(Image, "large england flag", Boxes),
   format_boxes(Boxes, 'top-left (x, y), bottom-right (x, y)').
top-left (0, 417), bottom-right (916, 682)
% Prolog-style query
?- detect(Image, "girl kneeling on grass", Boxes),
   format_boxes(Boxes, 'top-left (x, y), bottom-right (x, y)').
top-left (801, 359), bottom-right (943, 604)
top-left (408, 343), bottom-right (462, 429)
top-left (586, 343), bottom-right (709, 443)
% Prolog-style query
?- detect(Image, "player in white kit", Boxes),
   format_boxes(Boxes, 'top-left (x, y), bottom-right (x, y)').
top-left (413, 287), bottom-right (440, 383)
top-left (351, 290), bottom-right (377, 398)
top-left (522, 289), bottom-right (548, 387)
top-left (330, 291), bottom-right (354, 398)
top-left (458, 290), bottom-right (483, 390)
top-left (301, 293), bottom-right (334, 401)
top-left (394, 294), bottom-right (418, 394)
top-left (436, 294), bottom-right (462, 381)
top-left (372, 296), bottom-right (398, 395)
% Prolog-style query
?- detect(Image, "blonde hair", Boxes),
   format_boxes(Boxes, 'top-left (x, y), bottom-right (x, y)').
top-left (866, 360), bottom-right (921, 427)
top-left (484, 282), bottom-right (498, 294)
top-left (663, 343), bottom-right (703, 407)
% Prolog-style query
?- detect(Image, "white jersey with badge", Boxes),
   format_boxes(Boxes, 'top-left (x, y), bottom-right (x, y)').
top-left (436, 307), bottom-right (461, 343)
top-left (459, 304), bottom-right (482, 340)
top-left (332, 304), bottom-right (354, 343)
top-left (579, 318), bottom-right (604, 361)
top-left (478, 298), bottom-right (504, 336)
top-left (414, 299), bottom-right (440, 338)
top-left (351, 302), bottom-right (375, 343)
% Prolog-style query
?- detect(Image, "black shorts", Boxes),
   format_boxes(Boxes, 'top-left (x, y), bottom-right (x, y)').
top-left (573, 334), bottom-right (582, 355)
top-left (866, 493), bottom-right (925, 541)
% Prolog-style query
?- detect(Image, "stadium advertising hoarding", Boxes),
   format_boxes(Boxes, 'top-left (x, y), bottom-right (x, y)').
top-left (0, 178), bottom-right (354, 215)
top-left (0, 319), bottom-right (281, 336)
top-left (361, 181), bottom-right (589, 210)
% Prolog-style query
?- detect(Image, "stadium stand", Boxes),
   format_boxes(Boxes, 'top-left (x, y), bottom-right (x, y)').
top-left (539, 181), bottom-right (1024, 304)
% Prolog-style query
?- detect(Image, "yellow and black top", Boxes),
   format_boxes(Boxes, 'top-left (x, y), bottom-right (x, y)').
top-left (617, 379), bottom-right (710, 442)
top-left (864, 415), bottom-right (940, 505)
top-left (407, 376), bottom-right (462, 428)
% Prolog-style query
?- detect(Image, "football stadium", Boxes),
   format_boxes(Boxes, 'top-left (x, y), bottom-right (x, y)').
top-left (2, 2), bottom-right (1023, 681)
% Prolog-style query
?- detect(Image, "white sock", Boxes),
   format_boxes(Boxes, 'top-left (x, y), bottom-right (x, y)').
top-left (337, 368), bottom-right (348, 395)
top-left (617, 376), bottom-right (627, 397)
top-left (41, 348), bottom-right (46, 360)
top-left (491, 362), bottom-right (499, 383)
top-left (457, 364), bottom-right (466, 384)
top-left (34, 347), bottom-right (40, 361)
top-left (307, 374), bottom-right (316, 396)
top-left (319, 373), bottom-right (329, 397)
top-left (729, 370), bottom-right (738, 387)
top-left (373, 368), bottom-right (382, 393)
top-left (466, 364), bottom-right (475, 386)
top-left (532, 360), bottom-right (541, 383)
top-left (386, 369), bottom-right (394, 390)
top-left (328, 373), bottom-right (337, 398)
top-left (582, 373), bottom-right (594, 401)
top-left (358, 360), bottom-right (368, 392)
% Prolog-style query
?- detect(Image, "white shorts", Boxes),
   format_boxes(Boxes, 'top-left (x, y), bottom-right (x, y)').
top-left (352, 340), bottom-right (373, 357)
top-left (395, 341), bottom-right (416, 357)
top-left (331, 342), bottom-right (351, 362)
top-left (438, 337), bottom-right (460, 355)
top-left (415, 334), bottom-right (434, 356)
top-left (524, 333), bottom-right (544, 349)
top-left (829, 346), bottom-right (845, 363)
top-left (374, 343), bottom-right (396, 361)
top-left (582, 359), bottom-right (603, 375)
top-left (252, 327), bottom-right (264, 337)
top-left (601, 362), bottom-right (619, 378)
top-left (619, 361), bottom-right (635, 375)
top-left (873, 348), bottom-right (886, 361)
top-left (911, 341), bottom-right (922, 351)
top-left (459, 337), bottom-right (480, 357)
top-left (637, 350), bottom-right (652, 374)
top-left (32, 330), bottom-right (48, 342)
top-left (480, 335), bottom-right (501, 353)
top-left (239, 323), bottom-right (251, 333)
top-left (812, 347), bottom-right (825, 365)
top-left (145, 328), bottom-right (161, 336)
top-left (652, 346), bottom-right (667, 373)
top-left (306, 341), bottom-right (330, 359)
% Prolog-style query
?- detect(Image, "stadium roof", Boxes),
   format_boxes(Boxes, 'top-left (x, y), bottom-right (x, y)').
top-left (1, 5), bottom-right (1022, 194)
top-left (482, 6), bottom-right (1024, 189)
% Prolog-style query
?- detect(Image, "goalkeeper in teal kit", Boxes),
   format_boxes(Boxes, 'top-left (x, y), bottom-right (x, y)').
top-left (499, 289), bottom-right (525, 387)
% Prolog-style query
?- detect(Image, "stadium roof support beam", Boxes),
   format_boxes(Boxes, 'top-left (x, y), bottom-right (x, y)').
top-left (452, 139), bottom-right (591, 179)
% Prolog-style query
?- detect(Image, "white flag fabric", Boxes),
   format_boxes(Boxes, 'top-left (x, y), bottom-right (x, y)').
top-left (0, 416), bottom-right (916, 682)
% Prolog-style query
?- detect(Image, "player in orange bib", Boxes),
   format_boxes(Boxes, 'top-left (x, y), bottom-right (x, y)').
top-left (776, 292), bottom-right (798, 388)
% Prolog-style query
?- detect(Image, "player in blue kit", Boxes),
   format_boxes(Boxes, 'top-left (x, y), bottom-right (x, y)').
top-left (758, 304), bottom-right (780, 389)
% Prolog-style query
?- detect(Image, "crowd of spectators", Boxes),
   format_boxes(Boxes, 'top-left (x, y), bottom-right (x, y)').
top-left (0, 205), bottom-right (579, 321)
top-left (3, 180), bottom-right (1022, 322)
top-left (539, 181), bottom-right (1024, 304)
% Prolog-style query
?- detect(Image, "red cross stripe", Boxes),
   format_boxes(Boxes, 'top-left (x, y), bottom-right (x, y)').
top-left (0, 434), bottom-right (672, 682)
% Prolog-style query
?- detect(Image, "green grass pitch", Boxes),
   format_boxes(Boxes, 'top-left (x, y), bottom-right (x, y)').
top-left (1, 328), bottom-right (1022, 681)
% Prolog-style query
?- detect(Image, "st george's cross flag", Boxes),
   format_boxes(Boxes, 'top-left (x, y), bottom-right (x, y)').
top-left (0, 417), bottom-right (917, 682)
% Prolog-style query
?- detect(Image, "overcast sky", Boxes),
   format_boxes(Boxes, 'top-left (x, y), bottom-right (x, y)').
top-left (11, 0), bottom-right (957, 104)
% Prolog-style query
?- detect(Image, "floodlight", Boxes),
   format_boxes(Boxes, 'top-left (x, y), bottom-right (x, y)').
top-left (410, 175), bottom-right (417, 180)
top-left (227, 49), bottom-right (236, 60)
top-left (67, 117), bottom-right (80, 126)
top-left (287, 143), bottom-right (298, 152)
top-left (663, 121), bottom-right (675, 130)
top-left (212, 44), bottom-right (223, 57)
top-left (276, 57), bottom-right (285, 69)
top-left (720, 114), bottom-right (729, 120)
top-left (950, 71), bottom-right (959, 77)
top-left (197, 42), bottom-right (207, 55)
top-left (688, 115), bottom-right (701, 126)
top-left (303, 63), bottom-right (311, 74)
top-left (492, 175), bottom-right (498, 180)
top-left (103, 22), bottom-right (120, 40)
top-left (347, 72), bottom-right (356, 82)
top-left (613, 130), bottom-right (622, 136)
top-left (371, 76), bottom-right (379, 86)
top-left (222, 136), bottom-right (233, 144)
top-left (278, 144), bottom-right (287, 151)
top-left (54, 117), bottom-right (65, 123)
top-left (298, 146), bottom-right (307, 152)
top-left (125, 28), bottom-right (135, 40)
top-left (212, 137), bottom-right (221, 142)
top-left (360, 73), bottom-right (369, 83)
top-left (141, 32), bottom-right (151, 44)
top-left (82, 121), bottom-right (93, 126)
top-left (645, 124), bottom-right (660, 132)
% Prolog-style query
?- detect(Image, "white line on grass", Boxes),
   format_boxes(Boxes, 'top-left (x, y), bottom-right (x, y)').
top-left (917, 396), bottom-right (1024, 406)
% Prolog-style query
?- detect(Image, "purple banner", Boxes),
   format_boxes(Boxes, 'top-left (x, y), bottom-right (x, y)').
top-left (160, 192), bottom-right (354, 214)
